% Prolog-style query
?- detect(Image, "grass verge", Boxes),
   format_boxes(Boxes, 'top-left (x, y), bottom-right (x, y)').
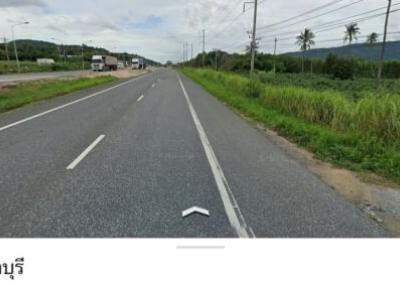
top-left (181, 68), bottom-right (400, 182)
top-left (0, 60), bottom-right (88, 74)
top-left (0, 75), bottom-right (118, 113)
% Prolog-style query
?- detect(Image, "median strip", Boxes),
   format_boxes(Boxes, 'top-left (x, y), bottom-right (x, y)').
top-left (0, 73), bottom-right (150, 132)
top-left (66, 135), bottom-right (105, 170)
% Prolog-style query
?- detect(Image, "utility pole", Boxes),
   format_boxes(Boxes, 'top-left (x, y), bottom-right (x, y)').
top-left (186, 42), bottom-right (189, 61)
top-left (273, 37), bottom-right (277, 73)
top-left (244, 0), bottom-right (258, 75)
top-left (81, 44), bottom-right (85, 70)
top-left (191, 43), bottom-right (193, 60)
top-left (182, 43), bottom-right (186, 63)
top-left (3, 37), bottom-right (10, 62)
top-left (202, 29), bottom-right (206, 67)
top-left (215, 49), bottom-right (218, 70)
top-left (378, 0), bottom-right (392, 81)
top-left (11, 21), bottom-right (29, 73)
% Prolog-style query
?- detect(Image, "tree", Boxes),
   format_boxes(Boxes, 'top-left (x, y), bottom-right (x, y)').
top-left (366, 32), bottom-right (379, 77)
top-left (344, 23), bottom-right (360, 45)
top-left (323, 53), bottom-right (338, 75)
top-left (296, 28), bottom-right (315, 73)
top-left (245, 40), bottom-right (259, 55)
top-left (366, 32), bottom-right (379, 47)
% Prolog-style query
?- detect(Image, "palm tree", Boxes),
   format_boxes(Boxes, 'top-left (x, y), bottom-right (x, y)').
top-left (296, 28), bottom-right (315, 73)
top-left (344, 23), bottom-right (360, 45)
top-left (366, 32), bottom-right (379, 77)
top-left (366, 32), bottom-right (379, 47)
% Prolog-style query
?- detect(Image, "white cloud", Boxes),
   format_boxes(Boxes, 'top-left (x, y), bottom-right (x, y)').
top-left (0, 0), bottom-right (47, 7)
top-left (0, 0), bottom-right (399, 63)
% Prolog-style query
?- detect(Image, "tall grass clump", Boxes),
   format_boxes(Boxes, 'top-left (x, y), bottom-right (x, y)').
top-left (262, 85), bottom-right (350, 126)
top-left (182, 68), bottom-right (400, 145)
top-left (352, 95), bottom-right (400, 142)
top-left (181, 68), bottom-right (400, 181)
top-left (243, 77), bottom-right (264, 98)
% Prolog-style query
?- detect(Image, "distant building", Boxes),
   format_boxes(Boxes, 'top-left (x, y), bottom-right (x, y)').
top-left (36, 58), bottom-right (55, 65)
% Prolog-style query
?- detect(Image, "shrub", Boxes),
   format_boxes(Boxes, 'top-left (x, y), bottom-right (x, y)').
top-left (256, 70), bottom-right (275, 84)
top-left (352, 95), bottom-right (400, 141)
top-left (243, 77), bottom-right (264, 98)
top-left (263, 85), bottom-right (349, 126)
top-left (331, 58), bottom-right (355, 80)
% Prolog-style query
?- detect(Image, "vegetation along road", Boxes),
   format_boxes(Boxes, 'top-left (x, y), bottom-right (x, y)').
top-left (0, 68), bottom-right (388, 237)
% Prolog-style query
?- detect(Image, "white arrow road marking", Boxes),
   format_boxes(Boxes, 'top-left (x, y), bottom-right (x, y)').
top-left (137, 95), bottom-right (144, 102)
top-left (66, 135), bottom-right (105, 170)
top-left (177, 73), bottom-right (255, 238)
top-left (182, 206), bottom-right (210, 218)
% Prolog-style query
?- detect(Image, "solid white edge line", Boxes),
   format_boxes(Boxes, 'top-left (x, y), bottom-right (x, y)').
top-left (137, 95), bottom-right (144, 102)
top-left (66, 135), bottom-right (105, 170)
top-left (177, 73), bottom-right (254, 238)
top-left (0, 73), bottom-right (151, 132)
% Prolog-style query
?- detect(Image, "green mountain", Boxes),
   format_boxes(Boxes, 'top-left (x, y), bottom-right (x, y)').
top-left (284, 40), bottom-right (400, 61)
top-left (0, 39), bottom-right (160, 66)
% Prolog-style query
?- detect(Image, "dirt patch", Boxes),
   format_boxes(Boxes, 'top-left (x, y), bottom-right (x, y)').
top-left (0, 82), bottom-right (17, 91)
top-left (77, 68), bottom-right (149, 79)
top-left (253, 123), bottom-right (400, 236)
top-left (0, 68), bottom-right (152, 91)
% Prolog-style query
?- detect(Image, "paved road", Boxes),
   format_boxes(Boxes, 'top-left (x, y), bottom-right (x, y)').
top-left (0, 68), bottom-right (387, 237)
top-left (0, 70), bottom-right (93, 83)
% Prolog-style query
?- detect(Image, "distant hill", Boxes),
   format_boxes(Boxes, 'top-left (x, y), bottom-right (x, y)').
top-left (283, 40), bottom-right (400, 61)
top-left (0, 39), bottom-right (161, 66)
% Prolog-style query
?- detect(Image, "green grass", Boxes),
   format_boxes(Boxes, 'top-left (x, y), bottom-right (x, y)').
top-left (0, 75), bottom-right (117, 113)
top-left (0, 60), bottom-right (89, 74)
top-left (181, 68), bottom-right (400, 182)
top-left (255, 71), bottom-right (400, 100)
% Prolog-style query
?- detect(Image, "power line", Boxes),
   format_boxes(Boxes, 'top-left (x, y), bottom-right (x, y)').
top-left (258, 0), bottom-right (363, 32)
top-left (207, 10), bottom-right (248, 42)
top-left (207, 0), bottom-right (267, 42)
top-left (310, 2), bottom-right (400, 30)
top-left (257, 6), bottom-right (400, 41)
top-left (259, 32), bottom-right (400, 48)
top-left (206, 0), bottom-right (243, 31)
top-left (258, 0), bottom-right (347, 30)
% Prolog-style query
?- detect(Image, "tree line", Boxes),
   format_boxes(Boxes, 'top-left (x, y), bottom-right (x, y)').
top-left (0, 39), bottom-right (160, 66)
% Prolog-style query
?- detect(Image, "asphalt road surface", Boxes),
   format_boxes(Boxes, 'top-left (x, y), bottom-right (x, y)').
top-left (0, 68), bottom-right (388, 237)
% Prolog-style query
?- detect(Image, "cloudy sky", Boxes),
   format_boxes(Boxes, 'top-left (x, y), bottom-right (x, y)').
top-left (0, 0), bottom-right (399, 63)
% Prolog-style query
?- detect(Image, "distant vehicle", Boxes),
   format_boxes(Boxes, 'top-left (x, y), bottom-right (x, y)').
top-left (132, 58), bottom-right (146, 69)
top-left (117, 61), bottom-right (125, 69)
top-left (91, 55), bottom-right (118, 71)
top-left (37, 58), bottom-right (55, 65)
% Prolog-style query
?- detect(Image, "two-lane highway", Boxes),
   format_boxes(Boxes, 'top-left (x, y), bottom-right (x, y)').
top-left (0, 68), bottom-right (387, 237)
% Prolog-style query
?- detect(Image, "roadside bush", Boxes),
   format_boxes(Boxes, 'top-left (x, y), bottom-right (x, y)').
top-left (182, 68), bottom-right (400, 145)
top-left (181, 67), bottom-right (400, 181)
top-left (323, 53), bottom-right (337, 75)
top-left (263, 85), bottom-right (349, 126)
top-left (352, 95), bottom-right (400, 142)
top-left (243, 77), bottom-right (264, 98)
top-left (256, 70), bottom-right (275, 84)
top-left (331, 59), bottom-right (355, 80)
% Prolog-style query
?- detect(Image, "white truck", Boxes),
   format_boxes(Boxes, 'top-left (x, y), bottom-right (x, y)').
top-left (132, 58), bottom-right (146, 69)
top-left (91, 55), bottom-right (118, 71)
